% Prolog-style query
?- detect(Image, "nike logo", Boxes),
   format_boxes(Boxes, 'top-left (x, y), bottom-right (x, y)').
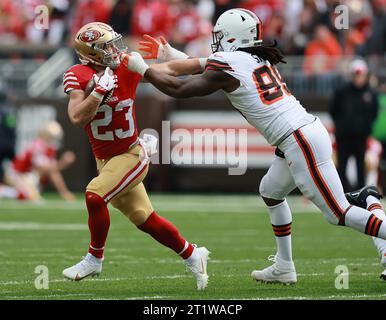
top-left (271, 270), bottom-right (285, 276)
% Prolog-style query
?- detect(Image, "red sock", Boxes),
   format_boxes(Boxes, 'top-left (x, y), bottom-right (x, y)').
top-left (138, 211), bottom-right (194, 259)
top-left (85, 191), bottom-right (110, 259)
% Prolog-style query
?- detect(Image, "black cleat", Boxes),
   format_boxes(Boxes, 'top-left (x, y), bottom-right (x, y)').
top-left (345, 186), bottom-right (382, 209)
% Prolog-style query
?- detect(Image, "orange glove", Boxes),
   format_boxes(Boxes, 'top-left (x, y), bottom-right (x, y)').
top-left (138, 34), bottom-right (189, 61)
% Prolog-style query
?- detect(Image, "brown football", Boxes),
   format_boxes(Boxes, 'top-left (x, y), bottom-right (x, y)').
top-left (84, 69), bottom-right (114, 103)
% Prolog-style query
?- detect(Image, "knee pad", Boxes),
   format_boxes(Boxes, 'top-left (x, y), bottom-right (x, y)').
top-left (85, 191), bottom-right (106, 212)
top-left (259, 174), bottom-right (285, 201)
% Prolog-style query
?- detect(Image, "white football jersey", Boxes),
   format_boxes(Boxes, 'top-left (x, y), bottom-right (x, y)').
top-left (205, 51), bottom-right (315, 146)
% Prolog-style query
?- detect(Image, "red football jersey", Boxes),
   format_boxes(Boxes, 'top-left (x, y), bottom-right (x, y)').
top-left (63, 63), bottom-right (142, 159)
top-left (12, 138), bottom-right (56, 174)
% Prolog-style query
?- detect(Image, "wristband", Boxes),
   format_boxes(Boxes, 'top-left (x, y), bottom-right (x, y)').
top-left (91, 89), bottom-right (104, 101)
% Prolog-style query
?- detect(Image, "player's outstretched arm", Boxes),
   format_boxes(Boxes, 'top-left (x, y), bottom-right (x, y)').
top-left (149, 58), bottom-right (207, 77)
top-left (123, 52), bottom-right (239, 98)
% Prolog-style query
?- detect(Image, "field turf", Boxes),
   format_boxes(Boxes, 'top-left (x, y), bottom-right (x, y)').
top-left (0, 194), bottom-right (385, 300)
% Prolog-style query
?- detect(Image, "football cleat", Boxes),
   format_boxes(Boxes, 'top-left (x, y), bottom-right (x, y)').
top-left (381, 251), bottom-right (386, 267)
top-left (184, 246), bottom-right (211, 290)
top-left (345, 185), bottom-right (382, 209)
top-left (63, 253), bottom-right (103, 281)
top-left (380, 269), bottom-right (386, 281)
top-left (251, 255), bottom-right (297, 285)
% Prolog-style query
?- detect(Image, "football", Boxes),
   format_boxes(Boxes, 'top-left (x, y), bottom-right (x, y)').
top-left (84, 68), bottom-right (115, 103)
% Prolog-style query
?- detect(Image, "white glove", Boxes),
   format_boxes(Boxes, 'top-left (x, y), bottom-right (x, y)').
top-left (120, 52), bottom-right (150, 76)
top-left (91, 67), bottom-right (117, 100)
top-left (139, 34), bottom-right (189, 61)
top-left (139, 134), bottom-right (158, 157)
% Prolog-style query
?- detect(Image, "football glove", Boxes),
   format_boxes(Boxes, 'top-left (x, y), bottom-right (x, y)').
top-left (120, 52), bottom-right (150, 76)
top-left (91, 67), bottom-right (117, 99)
top-left (138, 34), bottom-right (189, 61)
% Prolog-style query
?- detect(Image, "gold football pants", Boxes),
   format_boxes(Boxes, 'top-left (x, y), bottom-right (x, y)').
top-left (86, 144), bottom-right (154, 225)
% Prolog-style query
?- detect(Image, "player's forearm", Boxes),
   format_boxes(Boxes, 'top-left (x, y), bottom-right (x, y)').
top-left (144, 69), bottom-right (190, 98)
top-left (48, 169), bottom-right (71, 197)
top-left (151, 58), bottom-right (206, 76)
top-left (69, 95), bottom-right (101, 127)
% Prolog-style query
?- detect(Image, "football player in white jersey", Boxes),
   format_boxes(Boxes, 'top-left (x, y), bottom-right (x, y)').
top-left (123, 8), bottom-right (386, 284)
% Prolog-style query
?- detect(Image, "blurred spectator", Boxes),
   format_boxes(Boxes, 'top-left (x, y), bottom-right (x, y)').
top-left (0, 83), bottom-right (16, 185)
top-left (109, 0), bottom-right (133, 36)
top-left (131, 0), bottom-right (171, 38)
top-left (360, 0), bottom-right (386, 57)
top-left (212, 0), bottom-right (239, 25)
top-left (0, 0), bottom-right (25, 44)
top-left (286, 0), bottom-right (321, 55)
top-left (330, 59), bottom-right (379, 191)
top-left (169, 0), bottom-right (201, 47)
top-left (240, 0), bottom-right (282, 27)
top-left (46, 0), bottom-right (71, 45)
top-left (372, 84), bottom-right (386, 193)
top-left (303, 24), bottom-right (342, 76)
top-left (70, 0), bottom-right (112, 37)
top-left (0, 121), bottom-right (76, 202)
top-left (184, 19), bottom-right (213, 57)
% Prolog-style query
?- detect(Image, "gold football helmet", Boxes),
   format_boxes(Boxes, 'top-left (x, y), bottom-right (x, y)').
top-left (38, 121), bottom-right (64, 149)
top-left (74, 22), bottom-right (127, 69)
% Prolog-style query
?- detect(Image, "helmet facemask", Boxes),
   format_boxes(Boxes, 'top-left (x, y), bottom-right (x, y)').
top-left (93, 33), bottom-right (127, 68)
top-left (211, 30), bottom-right (224, 53)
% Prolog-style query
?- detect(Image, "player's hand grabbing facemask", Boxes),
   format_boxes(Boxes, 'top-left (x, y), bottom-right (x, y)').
top-left (120, 52), bottom-right (150, 76)
top-left (138, 34), bottom-right (189, 61)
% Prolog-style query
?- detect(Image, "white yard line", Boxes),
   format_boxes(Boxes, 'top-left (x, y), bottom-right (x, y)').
top-left (0, 195), bottom-right (325, 213)
top-left (0, 222), bottom-right (87, 231)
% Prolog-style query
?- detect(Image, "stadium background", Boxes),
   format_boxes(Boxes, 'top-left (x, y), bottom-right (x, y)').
top-left (1, 0), bottom-right (385, 193)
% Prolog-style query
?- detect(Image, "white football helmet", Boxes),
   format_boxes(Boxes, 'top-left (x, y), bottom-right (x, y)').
top-left (211, 8), bottom-right (263, 53)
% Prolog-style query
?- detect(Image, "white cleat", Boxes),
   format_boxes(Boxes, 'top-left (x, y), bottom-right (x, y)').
top-left (63, 253), bottom-right (103, 281)
top-left (381, 250), bottom-right (386, 268)
top-left (184, 246), bottom-right (211, 290)
top-left (251, 255), bottom-right (297, 285)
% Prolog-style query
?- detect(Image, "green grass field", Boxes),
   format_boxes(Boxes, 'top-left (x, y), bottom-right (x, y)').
top-left (0, 194), bottom-right (385, 300)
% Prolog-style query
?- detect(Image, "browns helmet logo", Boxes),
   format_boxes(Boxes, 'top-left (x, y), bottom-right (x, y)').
top-left (79, 30), bottom-right (102, 42)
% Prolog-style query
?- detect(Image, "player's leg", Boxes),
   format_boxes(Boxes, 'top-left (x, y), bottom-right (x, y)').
top-left (4, 171), bottom-right (41, 201)
top-left (345, 185), bottom-right (386, 277)
top-left (282, 118), bottom-right (386, 240)
top-left (110, 183), bottom-right (210, 289)
top-left (252, 154), bottom-right (297, 284)
top-left (63, 145), bottom-right (149, 280)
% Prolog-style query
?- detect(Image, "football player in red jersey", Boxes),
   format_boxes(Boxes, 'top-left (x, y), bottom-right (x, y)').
top-left (0, 121), bottom-right (75, 202)
top-left (62, 22), bottom-right (210, 290)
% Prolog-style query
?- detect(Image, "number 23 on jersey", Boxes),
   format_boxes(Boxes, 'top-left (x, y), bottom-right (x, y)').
top-left (91, 99), bottom-right (135, 141)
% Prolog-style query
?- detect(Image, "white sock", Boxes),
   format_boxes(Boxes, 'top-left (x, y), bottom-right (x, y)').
top-left (267, 200), bottom-right (293, 263)
top-left (345, 205), bottom-right (386, 240)
top-left (366, 196), bottom-right (386, 255)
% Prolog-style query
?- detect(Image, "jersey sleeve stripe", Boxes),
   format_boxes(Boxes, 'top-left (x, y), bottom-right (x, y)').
top-left (206, 59), bottom-right (230, 66)
top-left (63, 76), bottom-right (78, 82)
top-left (205, 65), bottom-right (234, 72)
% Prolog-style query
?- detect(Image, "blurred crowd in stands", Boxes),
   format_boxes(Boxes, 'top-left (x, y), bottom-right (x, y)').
top-left (1, 0), bottom-right (385, 62)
